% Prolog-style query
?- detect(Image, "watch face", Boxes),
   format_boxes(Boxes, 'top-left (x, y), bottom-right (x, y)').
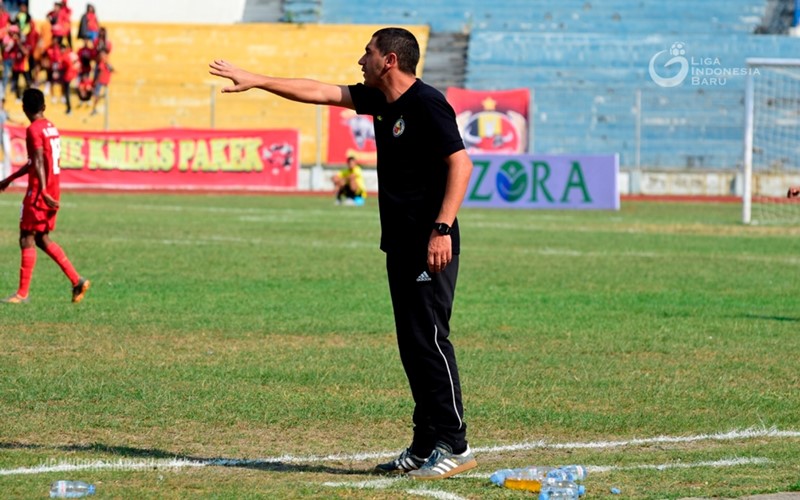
top-left (436, 223), bottom-right (451, 235)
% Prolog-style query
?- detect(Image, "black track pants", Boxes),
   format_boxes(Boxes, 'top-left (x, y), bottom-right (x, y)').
top-left (386, 251), bottom-right (467, 456)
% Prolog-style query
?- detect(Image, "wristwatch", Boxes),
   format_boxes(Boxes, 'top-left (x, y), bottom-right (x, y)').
top-left (433, 222), bottom-right (451, 236)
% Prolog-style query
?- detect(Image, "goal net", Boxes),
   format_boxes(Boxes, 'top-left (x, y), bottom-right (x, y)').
top-left (743, 58), bottom-right (800, 224)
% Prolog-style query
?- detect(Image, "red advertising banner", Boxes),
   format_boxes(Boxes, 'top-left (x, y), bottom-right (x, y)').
top-left (6, 125), bottom-right (299, 190)
top-left (327, 106), bottom-right (376, 166)
top-left (446, 87), bottom-right (530, 155)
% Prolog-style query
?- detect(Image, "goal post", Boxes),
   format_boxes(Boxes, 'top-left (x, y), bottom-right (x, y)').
top-left (742, 58), bottom-right (800, 225)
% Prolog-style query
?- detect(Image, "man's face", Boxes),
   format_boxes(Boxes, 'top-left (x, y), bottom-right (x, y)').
top-left (358, 37), bottom-right (386, 87)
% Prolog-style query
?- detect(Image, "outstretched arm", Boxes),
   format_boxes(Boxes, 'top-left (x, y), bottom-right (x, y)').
top-left (0, 161), bottom-right (31, 192)
top-left (208, 59), bottom-right (355, 109)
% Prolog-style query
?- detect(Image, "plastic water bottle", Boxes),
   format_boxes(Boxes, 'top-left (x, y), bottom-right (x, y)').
top-left (49, 480), bottom-right (96, 498)
top-left (489, 465), bottom-right (587, 494)
top-left (538, 478), bottom-right (586, 500)
top-left (490, 466), bottom-right (554, 491)
top-left (546, 465), bottom-right (588, 482)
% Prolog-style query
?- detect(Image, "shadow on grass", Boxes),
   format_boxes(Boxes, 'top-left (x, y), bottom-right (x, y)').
top-left (0, 442), bottom-right (368, 476)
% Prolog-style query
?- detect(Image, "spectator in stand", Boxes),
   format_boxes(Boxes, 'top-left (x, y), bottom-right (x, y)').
top-left (8, 25), bottom-right (31, 101)
top-left (23, 16), bottom-right (39, 91)
top-left (47, 2), bottom-right (70, 50)
top-left (94, 26), bottom-right (111, 57)
top-left (59, 46), bottom-right (77, 114)
top-left (77, 4), bottom-right (99, 44)
top-left (14, 2), bottom-right (32, 40)
top-left (76, 38), bottom-right (93, 79)
top-left (1, 21), bottom-right (12, 98)
top-left (90, 47), bottom-right (111, 115)
top-left (76, 72), bottom-right (92, 107)
top-left (43, 40), bottom-right (63, 102)
top-left (59, 0), bottom-right (73, 49)
top-left (0, 4), bottom-right (10, 41)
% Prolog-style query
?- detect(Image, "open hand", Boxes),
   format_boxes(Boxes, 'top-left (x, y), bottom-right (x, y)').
top-left (208, 59), bottom-right (258, 93)
top-left (42, 193), bottom-right (60, 209)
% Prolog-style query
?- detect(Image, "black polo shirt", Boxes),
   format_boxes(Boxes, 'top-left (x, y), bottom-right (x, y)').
top-left (349, 79), bottom-right (465, 254)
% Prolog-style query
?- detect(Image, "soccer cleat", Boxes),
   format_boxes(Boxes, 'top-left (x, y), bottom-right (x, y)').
top-left (1, 293), bottom-right (29, 304)
top-left (407, 444), bottom-right (477, 480)
top-left (374, 447), bottom-right (427, 475)
top-left (72, 278), bottom-right (91, 303)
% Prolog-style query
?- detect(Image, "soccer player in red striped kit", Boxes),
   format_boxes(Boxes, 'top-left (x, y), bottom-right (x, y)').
top-left (0, 88), bottom-right (89, 304)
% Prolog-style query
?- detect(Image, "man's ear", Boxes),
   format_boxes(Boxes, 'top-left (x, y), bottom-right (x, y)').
top-left (384, 52), bottom-right (398, 69)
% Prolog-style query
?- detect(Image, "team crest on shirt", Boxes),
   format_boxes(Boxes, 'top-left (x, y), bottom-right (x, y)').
top-left (392, 118), bottom-right (405, 137)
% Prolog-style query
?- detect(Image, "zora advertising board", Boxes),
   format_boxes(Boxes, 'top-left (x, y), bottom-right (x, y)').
top-left (465, 154), bottom-right (619, 210)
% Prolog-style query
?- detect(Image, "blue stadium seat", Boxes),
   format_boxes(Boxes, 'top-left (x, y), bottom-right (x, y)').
top-left (311, 0), bottom-right (800, 168)
top-left (466, 31), bottom-right (800, 168)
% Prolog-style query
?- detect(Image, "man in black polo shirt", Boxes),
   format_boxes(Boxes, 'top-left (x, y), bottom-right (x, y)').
top-left (209, 27), bottom-right (476, 480)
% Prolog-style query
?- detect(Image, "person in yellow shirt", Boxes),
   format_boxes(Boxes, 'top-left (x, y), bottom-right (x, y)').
top-left (332, 155), bottom-right (366, 205)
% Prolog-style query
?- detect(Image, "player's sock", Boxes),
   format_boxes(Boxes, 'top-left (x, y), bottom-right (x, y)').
top-left (17, 247), bottom-right (37, 298)
top-left (44, 243), bottom-right (81, 286)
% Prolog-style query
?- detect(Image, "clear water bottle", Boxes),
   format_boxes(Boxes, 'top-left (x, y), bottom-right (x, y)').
top-left (49, 480), bottom-right (96, 498)
top-left (490, 466), bottom-right (554, 491)
top-left (538, 477), bottom-right (586, 500)
top-left (546, 465), bottom-right (588, 482)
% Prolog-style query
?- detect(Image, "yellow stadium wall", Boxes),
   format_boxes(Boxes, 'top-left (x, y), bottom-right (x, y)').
top-left (25, 23), bottom-right (430, 166)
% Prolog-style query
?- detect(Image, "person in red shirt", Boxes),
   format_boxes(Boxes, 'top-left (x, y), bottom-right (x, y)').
top-left (90, 48), bottom-right (112, 115)
top-left (43, 41), bottom-right (64, 102)
top-left (48, 1), bottom-right (72, 49)
top-left (76, 73), bottom-right (93, 105)
top-left (78, 4), bottom-right (99, 44)
top-left (2, 26), bottom-right (15, 93)
top-left (8, 27), bottom-right (31, 100)
top-left (94, 26), bottom-right (111, 56)
top-left (76, 39), bottom-right (95, 79)
top-left (59, 0), bottom-right (73, 49)
top-left (60, 48), bottom-right (78, 114)
top-left (0, 4), bottom-right (10, 39)
top-left (0, 88), bottom-right (89, 304)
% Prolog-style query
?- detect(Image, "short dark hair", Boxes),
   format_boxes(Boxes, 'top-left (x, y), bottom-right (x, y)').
top-left (22, 88), bottom-right (45, 114)
top-left (372, 27), bottom-right (420, 76)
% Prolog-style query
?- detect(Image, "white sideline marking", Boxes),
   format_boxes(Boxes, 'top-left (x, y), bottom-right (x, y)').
top-left (0, 459), bottom-right (206, 476)
top-left (322, 478), bottom-right (401, 488)
top-left (590, 456), bottom-right (772, 473)
top-left (0, 427), bottom-right (796, 477)
top-left (462, 456), bottom-right (773, 479)
top-left (405, 489), bottom-right (468, 500)
top-left (471, 427), bottom-right (800, 455)
top-left (323, 457), bottom-right (769, 498)
top-left (322, 479), bottom-right (468, 500)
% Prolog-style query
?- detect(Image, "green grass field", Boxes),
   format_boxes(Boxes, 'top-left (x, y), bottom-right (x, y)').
top-left (1, 192), bottom-right (799, 499)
